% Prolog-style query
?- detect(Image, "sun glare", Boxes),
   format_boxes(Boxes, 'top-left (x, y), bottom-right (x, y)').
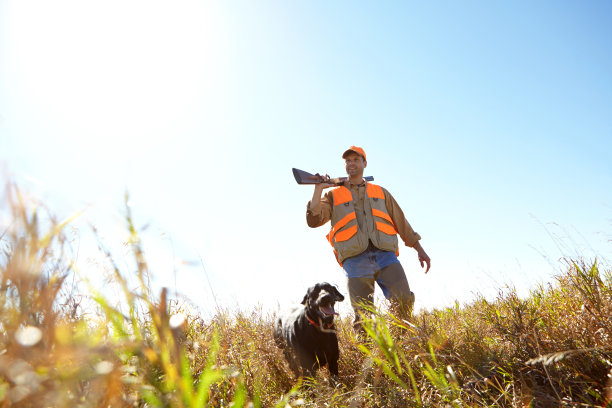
top-left (5, 0), bottom-right (226, 152)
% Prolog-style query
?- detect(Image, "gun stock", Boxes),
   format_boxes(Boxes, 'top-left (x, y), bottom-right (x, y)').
top-left (292, 168), bottom-right (373, 185)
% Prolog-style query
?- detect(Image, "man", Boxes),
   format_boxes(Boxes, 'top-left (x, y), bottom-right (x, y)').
top-left (306, 146), bottom-right (430, 327)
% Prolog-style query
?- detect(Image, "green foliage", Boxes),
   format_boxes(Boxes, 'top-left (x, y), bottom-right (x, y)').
top-left (1, 182), bottom-right (611, 407)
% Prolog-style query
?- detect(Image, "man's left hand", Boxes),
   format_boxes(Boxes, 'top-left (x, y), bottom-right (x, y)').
top-left (418, 250), bottom-right (431, 274)
top-left (412, 242), bottom-right (431, 273)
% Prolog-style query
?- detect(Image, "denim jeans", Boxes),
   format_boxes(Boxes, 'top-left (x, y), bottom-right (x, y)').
top-left (342, 245), bottom-right (400, 298)
top-left (342, 245), bottom-right (414, 325)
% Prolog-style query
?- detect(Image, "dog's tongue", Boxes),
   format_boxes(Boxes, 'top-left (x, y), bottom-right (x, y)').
top-left (320, 305), bottom-right (338, 316)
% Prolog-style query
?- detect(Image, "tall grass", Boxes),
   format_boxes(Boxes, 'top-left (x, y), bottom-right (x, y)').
top-left (1, 182), bottom-right (611, 407)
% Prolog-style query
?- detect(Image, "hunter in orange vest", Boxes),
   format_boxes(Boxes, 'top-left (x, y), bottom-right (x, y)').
top-left (306, 146), bottom-right (431, 327)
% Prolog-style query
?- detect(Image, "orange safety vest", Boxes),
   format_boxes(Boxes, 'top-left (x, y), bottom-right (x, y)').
top-left (326, 183), bottom-right (399, 265)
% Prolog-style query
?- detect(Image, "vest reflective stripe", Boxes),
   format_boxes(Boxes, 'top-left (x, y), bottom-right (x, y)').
top-left (372, 208), bottom-right (395, 226)
top-left (326, 212), bottom-right (357, 244)
top-left (366, 183), bottom-right (385, 199)
top-left (335, 224), bottom-right (358, 242)
top-left (376, 221), bottom-right (397, 235)
top-left (332, 187), bottom-right (352, 205)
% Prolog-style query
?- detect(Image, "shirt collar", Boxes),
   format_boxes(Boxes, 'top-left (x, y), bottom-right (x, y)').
top-left (345, 179), bottom-right (366, 188)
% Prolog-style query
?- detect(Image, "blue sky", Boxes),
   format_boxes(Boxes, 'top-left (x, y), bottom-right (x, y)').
top-left (1, 1), bottom-right (611, 315)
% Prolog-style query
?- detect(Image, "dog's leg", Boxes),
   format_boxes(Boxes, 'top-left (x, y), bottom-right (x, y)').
top-left (297, 352), bottom-right (318, 379)
top-left (328, 338), bottom-right (340, 377)
top-left (282, 351), bottom-right (301, 379)
top-left (328, 358), bottom-right (339, 377)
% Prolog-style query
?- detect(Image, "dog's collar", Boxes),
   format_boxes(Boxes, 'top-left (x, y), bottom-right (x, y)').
top-left (305, 311), bottom-right (334, 331)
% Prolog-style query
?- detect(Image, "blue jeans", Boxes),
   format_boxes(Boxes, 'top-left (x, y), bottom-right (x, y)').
top-left (342, 246), bottom-right (400, 299)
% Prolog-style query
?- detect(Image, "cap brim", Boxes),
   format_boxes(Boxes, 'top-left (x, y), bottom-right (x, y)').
top-left (342, 149), bottom-right (359, 158)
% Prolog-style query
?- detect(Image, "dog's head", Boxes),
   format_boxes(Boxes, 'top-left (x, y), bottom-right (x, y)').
top-left (301, 282), bottom-right (345, 325)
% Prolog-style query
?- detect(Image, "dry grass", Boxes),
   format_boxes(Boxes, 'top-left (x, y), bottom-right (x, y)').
top-left (1, 182), bottom-right (611, 407)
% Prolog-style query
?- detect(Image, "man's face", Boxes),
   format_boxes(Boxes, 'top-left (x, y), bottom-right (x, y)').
top-left (344, 152), bottom-right (366, 177)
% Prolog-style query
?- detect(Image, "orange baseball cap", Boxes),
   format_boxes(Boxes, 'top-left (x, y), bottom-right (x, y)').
top-left (342, 146), bottom-right (366, 161)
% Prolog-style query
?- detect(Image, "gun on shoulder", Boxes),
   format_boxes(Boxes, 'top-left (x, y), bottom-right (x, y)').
top-left (292, 168), bottom-right (374, 185)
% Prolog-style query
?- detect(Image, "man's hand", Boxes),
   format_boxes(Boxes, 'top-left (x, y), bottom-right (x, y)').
top-left (315, 173), bottom-right (334, 189)
top-left (413, 242), bottom-right (431, 274)
top-left (312, 174), bottom-right (334, 197)
top-left (418, 250), bottom-right (431, 273)
top-left (309, 174), bottom-right (334, 213)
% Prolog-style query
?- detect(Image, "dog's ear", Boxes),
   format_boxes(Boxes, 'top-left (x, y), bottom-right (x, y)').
top-left (331, 285), bottom-right (345, 302)
top-left (301, 284), bottom-right (319, 305)
top-left (318, 282), bottom-right (344, 302)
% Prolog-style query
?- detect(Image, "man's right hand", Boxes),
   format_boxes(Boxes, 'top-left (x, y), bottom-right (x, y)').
top-left (314, 174), bottom-right (334, 190)
top-left (309, 174), bottom-right (333, 212)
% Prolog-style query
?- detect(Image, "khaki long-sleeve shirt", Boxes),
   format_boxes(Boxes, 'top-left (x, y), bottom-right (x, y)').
top-left (306, 181), bottom-right (421, 248)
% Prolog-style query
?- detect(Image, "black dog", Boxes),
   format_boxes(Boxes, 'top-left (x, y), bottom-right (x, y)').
top-left (274, 282), bottom-right (344, 378)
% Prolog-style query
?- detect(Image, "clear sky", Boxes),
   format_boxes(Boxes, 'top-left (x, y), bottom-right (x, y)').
top-left (1, 1), bottom-right (611, 316)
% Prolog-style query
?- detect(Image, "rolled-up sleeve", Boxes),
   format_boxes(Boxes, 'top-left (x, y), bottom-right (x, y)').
top-left (306, 191), bottom-right (333, 228)
top-left (384, 189), bottom-right (421, 247)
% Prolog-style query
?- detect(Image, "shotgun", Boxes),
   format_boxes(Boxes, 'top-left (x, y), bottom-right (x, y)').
top-left (292, 168), bottom-right (374, 186)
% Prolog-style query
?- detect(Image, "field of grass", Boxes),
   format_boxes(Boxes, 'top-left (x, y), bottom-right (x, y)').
top-left (1, 182), bottom-right (611, 407)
